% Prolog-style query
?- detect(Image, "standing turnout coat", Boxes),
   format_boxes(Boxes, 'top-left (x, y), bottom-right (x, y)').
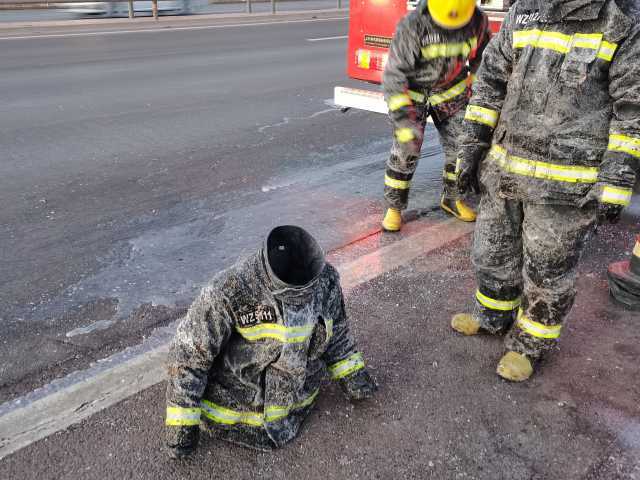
top-left (381, 1), bottom-right (491, 208)
top-left (458, 0), bottom-right (640, 207)
top-left (165, 250), bottom-right (373, 450)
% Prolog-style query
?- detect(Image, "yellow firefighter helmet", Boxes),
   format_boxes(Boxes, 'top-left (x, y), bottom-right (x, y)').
top-left (427, 0), bottom-right (476, 29)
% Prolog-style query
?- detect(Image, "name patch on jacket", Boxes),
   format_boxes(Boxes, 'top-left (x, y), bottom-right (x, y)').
top-left (516, 12), bottom-right (540, 25)
top-left (237, 305), bottom-right (276, 327)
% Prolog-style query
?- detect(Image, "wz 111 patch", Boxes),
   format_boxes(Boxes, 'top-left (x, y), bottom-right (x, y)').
top-left (237, 305), bottom-right (276, 327)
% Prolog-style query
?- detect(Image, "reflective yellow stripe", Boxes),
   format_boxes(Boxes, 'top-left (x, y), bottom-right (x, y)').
top-left (388, 93), bottom-right (412, 112)
top-left (516, 311), bottom-right (562, 340)
top-left (597, 41), bottom-right (617, 61)
top-left (395, 128), bottom-right (415, 143)
top-left (455, 157), bottom-right (462, 173)
top-left (513, 29), bottom-right (617, 62)
top-left (265, 389), bottom-right (320, 422)
top-left (165, 406), bottom-right (201, 426)
top-left (465, 105), bottom-right (500, 128)
top-left (328, 352), bottom-right (365, 380)
top-left (443, 171), bottom-right (458, 182)
top-left (408, 90), bottom-right (425, 103)
top-left (475, 290), bottom-right (521, 311)
top-left (201, 400), bottom-right (264, 427)
top-left (421, 37), bottom-right (478, 59)
top-left (600, 185), bottom-right (632, 206)
top-left (633, 241), bottom-right (640, 258)
top-left (608, 133), bottom-right (640, 159)
top-left (428, 77), bottom-right (469, 106)
top-left (236, 322), bottom-right (315, 344)
top-left (201, 390), bottom-right (320, 427)
top-left (385, 174), bottom-right (410, 190)
top-left (488, 145), bottom-right (599, 183)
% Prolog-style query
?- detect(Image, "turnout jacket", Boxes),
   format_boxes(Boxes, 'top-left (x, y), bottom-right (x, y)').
top-left (458, 0), bottom-right (640, 206)
top-left (383, 0), bottom-right (491, 136)
top-left (165, 250), bottom-right (371, 449)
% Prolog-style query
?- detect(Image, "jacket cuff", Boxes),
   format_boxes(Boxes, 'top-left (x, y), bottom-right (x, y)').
top-left (599, 184), bottom-right (633, 207)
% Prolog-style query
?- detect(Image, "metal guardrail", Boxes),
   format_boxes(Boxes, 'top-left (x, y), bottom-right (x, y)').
top-left (0, 0), bottom-right (346, 17)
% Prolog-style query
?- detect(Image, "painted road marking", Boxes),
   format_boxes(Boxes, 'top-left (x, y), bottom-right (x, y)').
top-left (306, 35), bottom-right (347, 42)
top-left (0, 16), bottom-right (348, 41)
top-left (0, 218), bottom-right (473, 460)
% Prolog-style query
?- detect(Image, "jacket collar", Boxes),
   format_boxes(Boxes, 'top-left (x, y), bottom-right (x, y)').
top-left (536, 0), bottom-right (606, 22)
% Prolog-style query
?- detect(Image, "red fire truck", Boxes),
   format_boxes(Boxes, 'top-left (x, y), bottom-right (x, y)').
top-left (334, 0), bottom-right (509, 113)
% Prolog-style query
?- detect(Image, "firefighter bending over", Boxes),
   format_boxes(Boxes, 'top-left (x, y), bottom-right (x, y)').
top-left (381, 0), bottom-right (491, 231)
top-left (165, 226), bottom-right (377, 457)
top-left (452, 0), bottom-right (640, 381)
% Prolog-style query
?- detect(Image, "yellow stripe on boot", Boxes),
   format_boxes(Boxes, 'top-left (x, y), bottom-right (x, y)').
top-left (381, 208), bottom-right (402, 232)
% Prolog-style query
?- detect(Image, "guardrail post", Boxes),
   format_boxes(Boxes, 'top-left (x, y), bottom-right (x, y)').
top-left (152, 0), bottom-right (158, 20)
top-left (128, 0), bottom-right (134, 18)
top-left (271, 0), bottom-right (276, 14)
top-left (246, 0), bottom-right (252, 13)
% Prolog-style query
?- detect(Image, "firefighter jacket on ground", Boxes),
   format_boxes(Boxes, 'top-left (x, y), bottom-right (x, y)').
top-left (165, 226), bottom-right (376, 452)
top-left (457, 0), bottom-right (640, 358)
top-left (382, 0), bottom-right (491, 209)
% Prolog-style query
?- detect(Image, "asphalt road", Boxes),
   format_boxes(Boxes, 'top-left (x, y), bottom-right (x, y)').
top-left (0, 13), bottom-right (447, 402)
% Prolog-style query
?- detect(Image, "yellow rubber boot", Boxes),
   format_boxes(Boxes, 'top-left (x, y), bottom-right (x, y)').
top-left (451, 313), bottom-right (481, 336)
top-left (440, 196), bottom-right (477, 222)
top-left (381, 208), bottom-right (402, 232)
top-left (496, 351), bottom-right (534, 382)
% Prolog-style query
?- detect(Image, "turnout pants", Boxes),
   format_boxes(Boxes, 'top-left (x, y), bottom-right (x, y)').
top-left (384, 107), bottom-right (465, 210)
top-left (472, 191), bottom-right (597, 358)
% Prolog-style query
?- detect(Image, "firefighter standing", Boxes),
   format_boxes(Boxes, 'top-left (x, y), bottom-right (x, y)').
top-left (165, 226), bottom-right (376, 457)
top-left (381, 0), bottom-right (492, 231)
top-left (452, 0), bottom-right (640, 381)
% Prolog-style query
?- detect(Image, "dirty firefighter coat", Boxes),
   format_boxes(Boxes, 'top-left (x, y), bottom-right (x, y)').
top-left (165, 251), bottom-right (370, 450)
top-left (458, 0), bottom-right (640, 207)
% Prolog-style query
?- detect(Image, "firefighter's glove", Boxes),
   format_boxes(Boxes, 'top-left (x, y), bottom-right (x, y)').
top-left (166, 425), bottom-right (200, 459)
top-left (455, 157), bottom-right (480, 195)
top-left (338, 369), bottom-right (378, 401)
top-left (395, 123), bottom-right (423, 159)
top-left (579, 184), bottom-right (625, 225)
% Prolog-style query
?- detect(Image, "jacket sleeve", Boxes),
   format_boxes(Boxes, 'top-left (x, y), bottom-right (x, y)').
top-left (165, 283), bottom-right (234, 428)
top-left (457, 8), bottom-right (515, 170)
top-left (382, 16), bottom-right (423, 133)
top-left (469, 12), bottom-right (492, 75)
top-left (596, 25), bottom-right (640, 207)
top-left (320, 267), bottom-right (367, 382)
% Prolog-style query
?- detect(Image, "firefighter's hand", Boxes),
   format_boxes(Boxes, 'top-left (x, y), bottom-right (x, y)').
top-left (578, 184), bottom-right (625, 225)
top-left (395, 124), bottom-right (423, 159)
top-left (166, 425), bottom-right (200, 459)
top-left (339, 369), bottom-right (378, 401)
top-left (455, 157), bottom-right (480, 195)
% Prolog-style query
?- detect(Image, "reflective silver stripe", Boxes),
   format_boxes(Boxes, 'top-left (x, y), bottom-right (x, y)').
top-left (428, 77), bottom-right (469, 106)
top-left (475, 290), bottom-right (520, 311)
top-left (236, 322), bottom-right (315, 343)
top-left (488, 145), bottom-right (599, 183)
top-left (166, 406), bottom-right (201, 426)
top-left (385, 174), bottom-right (410, 190)
top-left (600, 186), bottom-right (632, 206)
top-left (516, 310), bottom-right (562, 340)
top-left (328, 352), bottom-right (365, 380)
top-left (608, 133), bottom-right (640, 159)
top-left (465, 105), bottom-right (499, 128)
